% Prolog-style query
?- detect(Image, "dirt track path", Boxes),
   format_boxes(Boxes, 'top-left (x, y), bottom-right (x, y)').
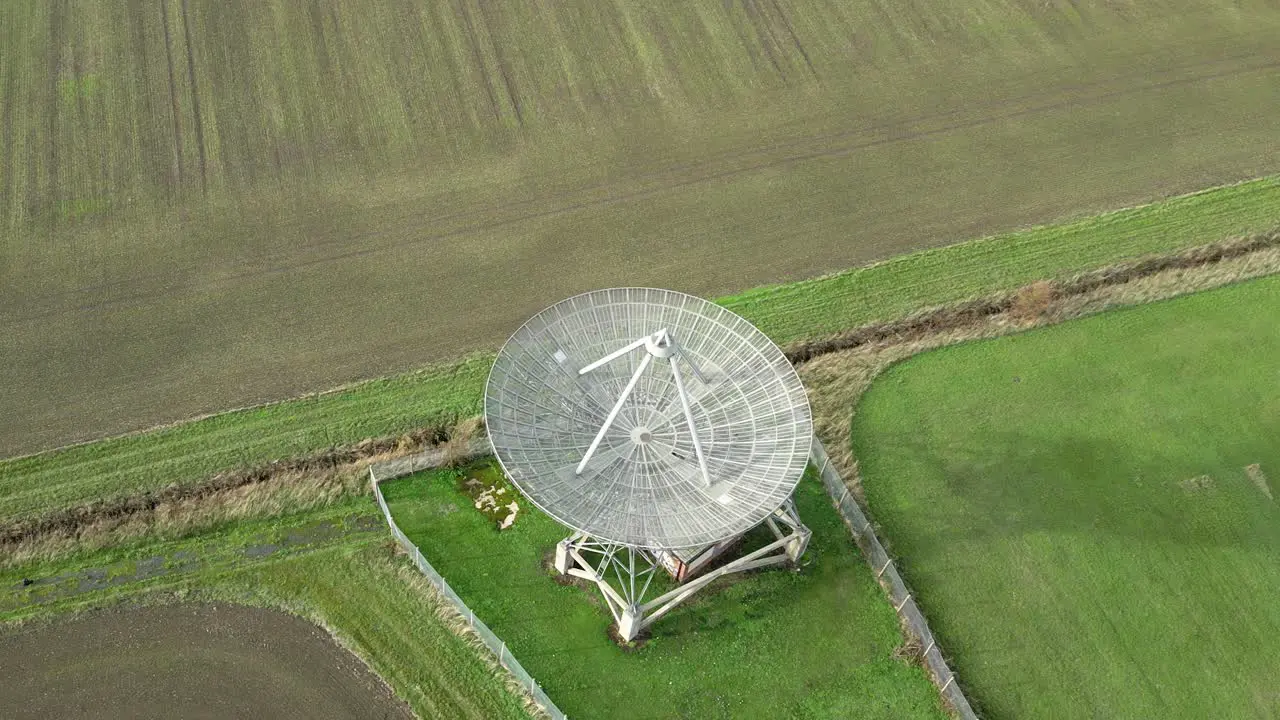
top-left (3, 45), bottom-right (1280, 457)
top-left (0, 603), bottom-right (413, 720)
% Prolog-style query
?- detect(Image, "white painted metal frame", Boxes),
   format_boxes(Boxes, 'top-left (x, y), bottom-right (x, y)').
top-left (575, 328), bottom-right (711, 485)
top-left (554, 499), bottom-right (810, 641)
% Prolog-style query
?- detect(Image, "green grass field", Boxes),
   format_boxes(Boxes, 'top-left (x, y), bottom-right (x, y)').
top-left (0, 499), bottom-right (530, 720)
top-left (4, 0), bottom-right (1280, 455)
top-left (5, 176), bottom-right (1279, 526)
top-left (851, 274), bottom-right (1280, 718)
top-left (383, 461), bottom-right (946, 719)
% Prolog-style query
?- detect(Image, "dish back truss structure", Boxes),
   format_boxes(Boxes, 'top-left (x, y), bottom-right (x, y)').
top-left (485, 288), bottom-right (813, 640)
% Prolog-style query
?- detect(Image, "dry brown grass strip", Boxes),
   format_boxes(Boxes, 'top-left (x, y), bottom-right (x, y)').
top-left (440, 415), bottom-right (485, 468)
top-left (799, 235), bottom-right (1280, 489)
top-left (785, 231), bottom-right (1280, 365)
top-left (380, 555), bottom-right (553, 720)
top-left (0, 421), bottom-right (486, 568)
top-left (891, 635), bottom-right (925, 666)
top-left (1009, 280), bottom-right (1055, 321)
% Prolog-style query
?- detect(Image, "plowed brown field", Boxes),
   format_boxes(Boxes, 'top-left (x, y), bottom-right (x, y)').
top-left (3, 1), bottom-right (1279, 456)
top-left (0, 603), bottom-right (413, 720)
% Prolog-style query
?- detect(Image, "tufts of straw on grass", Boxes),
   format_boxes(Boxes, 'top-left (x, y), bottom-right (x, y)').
top-left (1009, 280), bottom-right (1055, 321)
top-left (441, 416), bottom-right (486, 469)
top-left (1246, 464), bottom-right (1273, 501)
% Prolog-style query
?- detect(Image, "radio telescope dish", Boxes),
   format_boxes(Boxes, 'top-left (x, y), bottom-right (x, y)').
top-left (484, 287), bottom-right (812, 549)
top-left (485, 287), bottom-right (814, 641)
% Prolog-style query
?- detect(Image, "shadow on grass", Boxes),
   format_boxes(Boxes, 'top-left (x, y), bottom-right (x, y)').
top-left (883, 430), bottom-right (1280, 553)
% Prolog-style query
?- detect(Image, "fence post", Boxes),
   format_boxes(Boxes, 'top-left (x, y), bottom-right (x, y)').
top-left (811, 437), bottom-right (978, 720)
top-left (369, 447), bottom-right (571, 719)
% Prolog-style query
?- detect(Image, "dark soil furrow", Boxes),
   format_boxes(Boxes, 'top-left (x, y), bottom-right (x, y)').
top-left (458, 0), bottom-right (503, 122)
top-left (178, 0), bottom-right (207, 193)
top-left (742, 0), bottom-right (786, 78)
top-left (768, 0), bottom-right (816, 78)
top-left (159, 0), bottom-right (185, 188)
top-left (476, 0), bottom-right (524, 125)
top-left (46, 0), bottom-right (66, 224)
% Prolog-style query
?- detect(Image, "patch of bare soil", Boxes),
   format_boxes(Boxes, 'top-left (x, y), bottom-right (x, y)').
top-left (0, 603), bottom-right (414, 720)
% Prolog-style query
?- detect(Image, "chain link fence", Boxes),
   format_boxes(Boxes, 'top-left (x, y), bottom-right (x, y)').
top-left (810, 437), bottom-right (978, 719)
top-left (369, 442), bottom-right (568, 720)
top-left (369, 434), bottom-right (972, 719)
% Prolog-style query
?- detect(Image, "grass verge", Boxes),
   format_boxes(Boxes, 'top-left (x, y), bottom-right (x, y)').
top-left (4, 176), bottom-right (1279, 526)
top-left (737, 176), bottom-right (1280, 344)
top-left (850, 274), bottom-right (1280, 718)
top-left (383, 461), bottom-right (947, 719)
top-left (0, 500), bottom-right (533, 720)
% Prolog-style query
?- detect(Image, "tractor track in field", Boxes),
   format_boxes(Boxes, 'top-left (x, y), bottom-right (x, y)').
top-left (5, 48), bottom-right (1277, 327)
top-left (178, 0), bottom-right (208, 194)
top-left (158, 0), bottom-right (187, 188)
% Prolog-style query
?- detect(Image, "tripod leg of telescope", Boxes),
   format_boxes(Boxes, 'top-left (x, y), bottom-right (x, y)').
top-left (577, 353), bottom-right (652, 474)
top-left (670, 356), bottom-right (711, 487)
top-left (554, 539), bottom-right (572, 574)
top-left (619, 605), bottom-right (642, 642)
top-left (577, 334), bottom-right (650, 376)
top-left (677, 347), bottom-right (708, 385)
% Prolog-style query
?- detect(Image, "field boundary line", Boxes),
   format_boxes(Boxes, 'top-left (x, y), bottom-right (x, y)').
top-left (369, 437), bottom-right (567, 720)
top-left (785, 230), bottom-right (1280, 364)
top-left (811, 436), bottom-right (978, 719)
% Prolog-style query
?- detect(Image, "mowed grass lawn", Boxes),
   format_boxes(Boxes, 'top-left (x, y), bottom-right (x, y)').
top-left (851, 275), bottom-right (1280, 718)
top-left (384, 463), bottom-right (947, 719)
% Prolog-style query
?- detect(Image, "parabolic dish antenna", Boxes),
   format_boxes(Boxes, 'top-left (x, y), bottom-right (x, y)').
top-left (485, 287), bottom-right (812, 548)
